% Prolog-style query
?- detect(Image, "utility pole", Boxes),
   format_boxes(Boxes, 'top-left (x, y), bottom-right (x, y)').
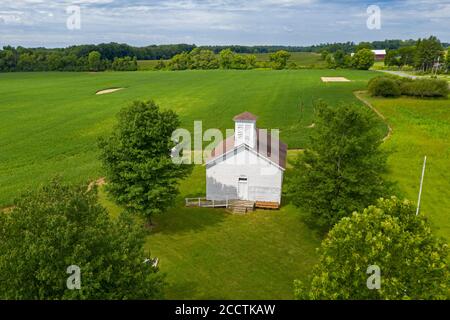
top-left (416, 156), bottom-right (427, 216)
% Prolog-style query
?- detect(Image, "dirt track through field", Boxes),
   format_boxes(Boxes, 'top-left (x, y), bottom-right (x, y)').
top-left (354, 91), bottom-right (393, 142)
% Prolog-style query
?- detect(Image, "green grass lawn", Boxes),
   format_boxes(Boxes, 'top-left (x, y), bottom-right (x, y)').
top-left (362, 93), bottom-right (450, 240)
top-left (0, 69), bottom-right (377, 207)
top-left (100, 163), bottom-right (322, 300)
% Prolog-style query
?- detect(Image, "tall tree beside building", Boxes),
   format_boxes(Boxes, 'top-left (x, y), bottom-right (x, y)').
top-left (99, 100), bottom-right (193, 224)
top-left (288, 102), bottom-right (391, 231)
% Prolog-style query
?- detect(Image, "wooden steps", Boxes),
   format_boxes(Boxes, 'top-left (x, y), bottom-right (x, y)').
top-left (255, 201), bottom-right (280, 210)
top-left (228, 200), bottom-right (255, 214)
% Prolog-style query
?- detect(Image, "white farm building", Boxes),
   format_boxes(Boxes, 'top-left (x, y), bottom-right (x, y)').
top-left (205, 112), bottom-right (287, 206)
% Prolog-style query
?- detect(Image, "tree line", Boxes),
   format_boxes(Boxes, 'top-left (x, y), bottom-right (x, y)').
top-left (384, 36), bottom-right (450, 73)
top-left (0, 46), bottom-right (139, 72)
top-left (2, 38), bottom-right (448, 72)
top-left (195, 39), bottom-right (448, 54)
top-left (158, 48), bottom-right (292, 71)
top-left (321, 36), bottom-right (450, 73)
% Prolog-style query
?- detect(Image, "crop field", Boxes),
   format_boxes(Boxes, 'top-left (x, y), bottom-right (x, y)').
top-left (0, 69), bottom-right (378, 207)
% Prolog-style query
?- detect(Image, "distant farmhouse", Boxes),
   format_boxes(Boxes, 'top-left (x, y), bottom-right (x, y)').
top-left (351, 49), bottom-right (386, 61)
top-left (205, 112), bottom-right (287, 208)
top-left (372, 49), bottom-right (387, 60)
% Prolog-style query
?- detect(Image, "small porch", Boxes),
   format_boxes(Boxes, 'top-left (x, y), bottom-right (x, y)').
top-left (185, 197), bottom-right (280, 214)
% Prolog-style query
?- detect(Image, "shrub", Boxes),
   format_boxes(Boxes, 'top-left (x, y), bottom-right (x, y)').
top-left (368, 77), bottom-right (401, 97)
top-left (368, 77), bottom-right (449, 98)
top-left (400, 78), bottom-right (449, 98)
top-left (400, 65), bottom-right (414, 72)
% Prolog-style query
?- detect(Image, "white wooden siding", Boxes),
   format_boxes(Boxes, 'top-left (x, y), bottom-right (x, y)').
top-left (206, 147), bottom-right (283, 203)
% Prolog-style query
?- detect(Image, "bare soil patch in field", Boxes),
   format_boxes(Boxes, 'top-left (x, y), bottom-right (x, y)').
top-left (321, 77), bottom-right (351, 82)
top-left (96, 88), bottom-right (124, 95)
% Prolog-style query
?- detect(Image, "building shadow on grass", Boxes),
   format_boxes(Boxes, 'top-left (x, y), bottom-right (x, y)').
top-left (150, 200), bottom-right (228, 236)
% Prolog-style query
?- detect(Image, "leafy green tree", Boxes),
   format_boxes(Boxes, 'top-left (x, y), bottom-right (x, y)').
top-left (343, 55), bottom-right (353, 69)
top-left (47, 52), bottom-right (64, 71)
top-left (398, 46), bottom-right (416, 66)
top-left (0, 178), bottom-right (165, 299)
top-left (219, 49), bottom-right (235, 69)
top-left (154, 59), bottom-right (166, 70)
top-left (295, 197), bottom-right (449, 300)
top-left (333, 49), bottom-right (347, 68)
top-left (0, 47), bottom-right (18, 71)
top-left (17, 52), bottom-right (36, 71)
top-left (355, 42), bottom-right (373, 52)
top-left (111, 56), bottom-right (138, 71)
top-left (167, 52), bottom-right (190, 70)
top-left (189, 48), bottom-right (219, 69)
top-left (88, 50), bottom-right (102, 71)
top-left (325, 53), bottom-right (336, 69)
top-left (99, 100), bottom-right (192, 223)
top-left (384, 49), bottom-right (400, 67)
top-left (288, 102), bottom-right (390, 231)
top-left (414, 36), bottom-right (444, 72)
top-left (445, 50), bottom-right (450, 71)
top-left (231, 53), bottom-right (250, 69)
top-left (320, 50), bottom-right (330, 61)
top-left (269, 50), bottom-right (291, 69)
top-left (351, 49), bottom-right (375, 70)
top-left (245, 54), bottom-right (257, 69)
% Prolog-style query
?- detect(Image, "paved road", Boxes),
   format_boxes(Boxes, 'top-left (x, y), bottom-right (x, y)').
top-left (376, 70), bottom-right (422, 79)
top-left (376, 70), bottom-right (450, 88)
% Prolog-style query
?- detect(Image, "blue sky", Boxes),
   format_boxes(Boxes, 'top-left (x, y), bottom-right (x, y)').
top-left (0, 0), bottom-right (449, 47)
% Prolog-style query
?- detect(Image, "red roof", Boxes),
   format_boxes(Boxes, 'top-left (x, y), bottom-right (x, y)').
top-left (233, 112), bottom-right (258, 121)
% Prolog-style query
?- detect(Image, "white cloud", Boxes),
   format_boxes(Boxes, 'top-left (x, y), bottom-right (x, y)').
top-left (0, 0), bottom-right (448, 47)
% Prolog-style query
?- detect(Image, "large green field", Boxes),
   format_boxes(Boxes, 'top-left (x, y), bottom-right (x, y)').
top-left (0, 69), bottom-right (377, 207)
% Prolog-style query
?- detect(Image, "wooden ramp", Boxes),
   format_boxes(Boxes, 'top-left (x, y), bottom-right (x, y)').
top-left (185, 198), bottom-right (230, 208)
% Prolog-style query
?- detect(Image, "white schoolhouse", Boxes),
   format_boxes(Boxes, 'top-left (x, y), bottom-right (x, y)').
top-left (205, 112), bottom-right (287, 205)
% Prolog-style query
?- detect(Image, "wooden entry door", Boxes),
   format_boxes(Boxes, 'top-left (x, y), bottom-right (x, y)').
top-left (238, 177), bottom-right (248, 200)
